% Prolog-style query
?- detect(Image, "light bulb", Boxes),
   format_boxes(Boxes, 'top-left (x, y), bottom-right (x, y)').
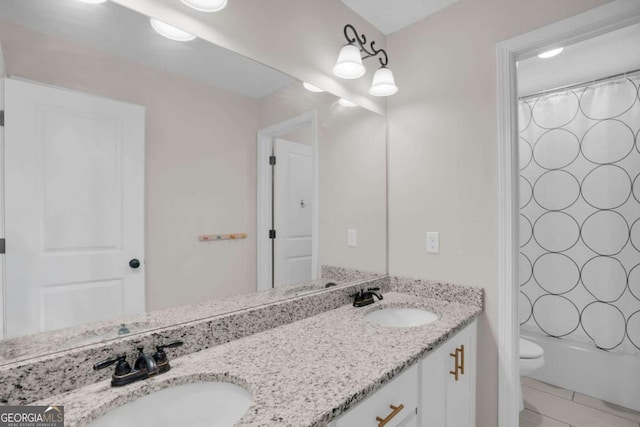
top-left (537, 47), bottom-right (563, 59)
top-left (180, 0), bottom-right (228, 12)
top-left (333, 44), bottom-right (366, 79)
top-left (150, 18), bottom-right (196, 42)
top-left (368, 67), bottom-right (398, 97)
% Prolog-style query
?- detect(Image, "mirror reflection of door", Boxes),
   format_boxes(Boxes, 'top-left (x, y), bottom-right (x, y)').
top-left (3, 78), bottom-right (145, 338)
top-left (272, 138), bottom-right (313, 287)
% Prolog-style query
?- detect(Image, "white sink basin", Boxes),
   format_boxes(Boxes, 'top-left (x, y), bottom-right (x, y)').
top-left (365, 307), bottom-right (438, 327)
top-left (87, 382), bottom-right (251, 427)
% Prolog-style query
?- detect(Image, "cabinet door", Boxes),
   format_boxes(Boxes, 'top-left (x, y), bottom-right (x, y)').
top-left (420, 343), bottom-right (447, 426)
top-left (334, 364), bottom-right (418, 427)
top-left (444, 321), bottom-right (477, 427)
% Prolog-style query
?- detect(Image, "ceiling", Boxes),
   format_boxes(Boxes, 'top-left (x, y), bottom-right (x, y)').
top-left (341, 0), bottom-right (459, 35)
top-left (0, 0), bottom-right (294, 98)
top-left (518, 23), bottom-right (640, 97)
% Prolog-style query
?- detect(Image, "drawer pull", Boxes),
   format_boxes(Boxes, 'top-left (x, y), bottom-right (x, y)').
top-left (449, 344), bottom-right (465, 381)
top-left (376, 403), bottom-right (405, 427)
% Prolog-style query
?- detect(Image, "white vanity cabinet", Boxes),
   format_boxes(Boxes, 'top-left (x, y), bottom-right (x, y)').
top-left (330, 320), bottom-right (477, 427)
top-left (421, 320), bottom-right (477, 427)
top-left (331, 364), bottom-right (419, 427)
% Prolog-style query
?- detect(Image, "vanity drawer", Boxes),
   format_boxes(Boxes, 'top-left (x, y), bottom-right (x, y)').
top-left (333, 364), bottom-right (418, 427)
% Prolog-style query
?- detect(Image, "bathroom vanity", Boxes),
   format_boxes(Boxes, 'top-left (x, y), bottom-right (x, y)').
top-left (23, 280), bottom-right (481, 427)
top-left (330, 321), bottom-right (476, 427)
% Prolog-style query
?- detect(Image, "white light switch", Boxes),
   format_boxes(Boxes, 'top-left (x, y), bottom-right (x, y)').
top-left (426, 232), bottom-right (440, 253)
top-left (348, 229), bottom-right (357, 247)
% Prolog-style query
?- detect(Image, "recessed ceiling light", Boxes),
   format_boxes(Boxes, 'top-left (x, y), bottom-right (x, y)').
top-left (303, 82), bottom-right (325, 93)
top-left (180, 0), bottom-right (228, 12)
top-left (150, 18), bottom-right (196, 42)
top-left (537, 47), bottom-right (564, 59)
top-left (338, 98), bottom-right (357, 107)
top-left (74, 0), bottom-right (108, 3)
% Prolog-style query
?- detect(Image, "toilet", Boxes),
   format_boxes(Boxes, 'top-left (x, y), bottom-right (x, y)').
top-left (519, 338), bottom-right (545, 411)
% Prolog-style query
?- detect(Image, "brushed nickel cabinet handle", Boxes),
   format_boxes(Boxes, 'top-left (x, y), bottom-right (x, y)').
top-left (376, 403), bottom-right (405, 427)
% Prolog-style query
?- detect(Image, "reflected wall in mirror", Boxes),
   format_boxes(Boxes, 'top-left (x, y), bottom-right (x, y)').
top-left (0, 0), bottom-right (386, 355)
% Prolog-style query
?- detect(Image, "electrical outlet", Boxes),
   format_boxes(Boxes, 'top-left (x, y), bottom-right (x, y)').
top-left (348, 229), bottom-right (357, 247)
top-left (426, 232), bottom-right (440, 253)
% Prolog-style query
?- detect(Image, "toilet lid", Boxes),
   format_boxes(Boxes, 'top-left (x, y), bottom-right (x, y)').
top-left (520, 338), bottom-right (544, 359)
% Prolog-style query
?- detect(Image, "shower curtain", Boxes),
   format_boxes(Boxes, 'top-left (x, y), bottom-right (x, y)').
top-left (518, 72), bottom-right (640, 355)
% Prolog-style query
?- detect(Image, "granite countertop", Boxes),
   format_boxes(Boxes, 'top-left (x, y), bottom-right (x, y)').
top-left (0, 275), bottom-right (368, 365)
top-left (37, 291), bottom-right (482, 427)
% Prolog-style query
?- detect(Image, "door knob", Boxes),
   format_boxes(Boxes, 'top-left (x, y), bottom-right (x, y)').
top-left (129, 259), bottom-right (141, 269)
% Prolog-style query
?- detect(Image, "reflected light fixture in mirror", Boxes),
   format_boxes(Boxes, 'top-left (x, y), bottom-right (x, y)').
top-left (338, 98), bottom-right (357, 107)
top-left (303, 82), bottom-right (325, 92)
top-left (180, 0), bottom-right (228, 12)
top-left (333, 24), bottom-right (398, 96)
top-left (150, 18), bottom-right (197, 41)
top-left (538, 47), bottom-right (564, 59)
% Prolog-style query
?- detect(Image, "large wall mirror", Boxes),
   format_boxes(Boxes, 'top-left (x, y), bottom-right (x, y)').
top-left (0, 0), bottom-right (387, 363)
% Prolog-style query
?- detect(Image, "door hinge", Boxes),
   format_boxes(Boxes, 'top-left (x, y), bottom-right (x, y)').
top-left (0, 111), bottom-right (4, 127)
top-left (269, 229), bottom-right (276, 239)
top-left (0, 238), bottom-right (5, 254)
top-left (269, 155), bottom-right (276, 165)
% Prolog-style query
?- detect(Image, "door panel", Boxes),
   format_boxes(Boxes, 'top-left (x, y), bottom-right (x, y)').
top-left (3, 78), bottom-right (145, 338)
top-left (273, 138), bottom-right (313, 287)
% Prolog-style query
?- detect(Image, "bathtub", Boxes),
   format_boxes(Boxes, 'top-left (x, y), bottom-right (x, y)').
top-left (521, 331), bottom-right (640, 412)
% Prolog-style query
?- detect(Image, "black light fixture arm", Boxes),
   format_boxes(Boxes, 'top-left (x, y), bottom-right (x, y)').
top-left (343, 24), bottom-right (388, 68)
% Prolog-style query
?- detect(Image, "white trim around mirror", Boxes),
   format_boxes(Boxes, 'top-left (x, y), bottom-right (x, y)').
top-left (497, 1), bottom-right (640, 425)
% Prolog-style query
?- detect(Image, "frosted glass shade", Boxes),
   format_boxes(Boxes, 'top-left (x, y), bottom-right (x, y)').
top-left (368, 67), bottom-right (398, 96)
top-left (333, 45), bottom-right (366, 79)
top-left (150, 18), bottom-right (196, 42)
top-left (180, 0), bottom-right (228, 12)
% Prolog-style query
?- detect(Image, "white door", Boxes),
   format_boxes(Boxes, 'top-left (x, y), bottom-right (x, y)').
top-left (3, 78), bottom-right (146, 338)
top-left (273, 138), bottom-right (313, 287)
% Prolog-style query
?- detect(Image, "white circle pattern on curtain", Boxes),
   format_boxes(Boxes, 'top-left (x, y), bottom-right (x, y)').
top-left (519, 72), bottom-right (640, 354)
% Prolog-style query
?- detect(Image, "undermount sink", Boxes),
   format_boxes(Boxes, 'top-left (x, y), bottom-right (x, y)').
top-left (365, 307), bottom-right (438, 328)
top-left (87, 382), bottom-right (251, 427)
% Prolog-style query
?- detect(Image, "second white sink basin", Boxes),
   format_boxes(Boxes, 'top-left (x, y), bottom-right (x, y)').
top-left (365, 307), bottom-right (438, 327)
top-left (87, 381), bottom-right (251, 427)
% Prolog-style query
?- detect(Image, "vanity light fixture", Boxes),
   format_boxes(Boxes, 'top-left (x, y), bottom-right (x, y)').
top-left (537, 47), bottom-right (564, 59)
top-left (180, 0), bottom-right (228, 12)
top-left (150, 18), bottom-right (196, 42)
top-left (74, 0), bottom-right (108, 3)
top-left (303, 82), bottom-right (325, 93)
top-left (333, 24), bottom-right (398, 96)
top-left (338, 98), bottom-right (357, 107)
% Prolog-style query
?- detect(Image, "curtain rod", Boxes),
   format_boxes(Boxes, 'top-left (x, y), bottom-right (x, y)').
top-left (519, 67), bottom-right (640, 101)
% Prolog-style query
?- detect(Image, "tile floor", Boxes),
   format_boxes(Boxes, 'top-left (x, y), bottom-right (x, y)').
top-left (521, 377), bottom-right (640, 427)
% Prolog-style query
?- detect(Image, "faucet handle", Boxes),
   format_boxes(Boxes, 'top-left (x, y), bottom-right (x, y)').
top-left (93, 355), bottom-right (120, 371)
top-left (153, 340), bottom-right (184, 373)
top-left (93, 354), bottom-right (131, 376)
top-left (153, 340), bottom-right (184, 362)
